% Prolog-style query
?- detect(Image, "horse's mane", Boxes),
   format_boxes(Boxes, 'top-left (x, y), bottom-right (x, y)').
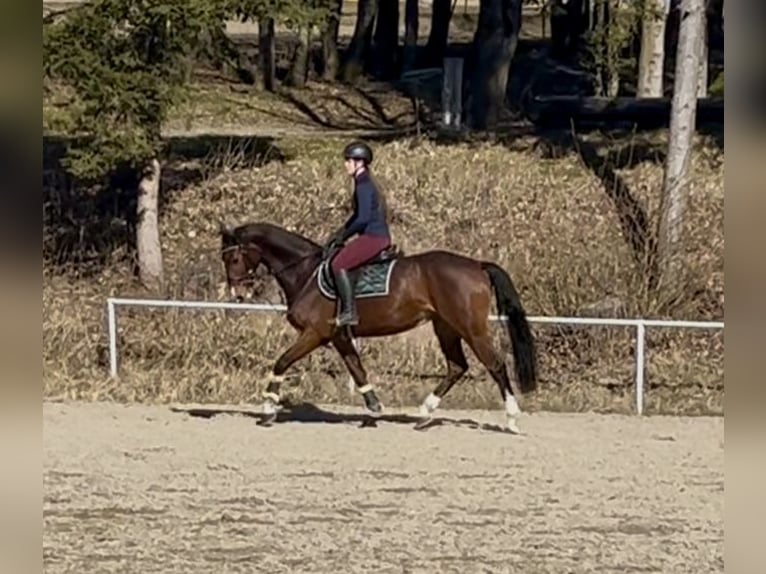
top-left (234, 222), bottom-right (321, 254)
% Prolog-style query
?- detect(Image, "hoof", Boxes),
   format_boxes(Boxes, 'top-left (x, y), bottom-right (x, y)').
top-left (413, 417), bottom-right (438, 431)
top-left (506, 419), bottom-right (523, 435)
top-left (368, 403), bottom-right (384, 416)
top-left (258, 399), bottom-right (282, 426)
top-left (360, 417), bottom-right (379, 428)
top-left (362, 390), bottom-right (383, 414)
top-left (257, 413), bottom-right (277, 427)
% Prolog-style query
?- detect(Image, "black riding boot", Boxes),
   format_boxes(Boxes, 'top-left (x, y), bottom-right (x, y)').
top-left (333, 269), bottom-right (359, 326)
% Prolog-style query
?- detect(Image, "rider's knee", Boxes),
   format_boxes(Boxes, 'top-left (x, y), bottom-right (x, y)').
top-left (330, 258), bottom-right (345, 274)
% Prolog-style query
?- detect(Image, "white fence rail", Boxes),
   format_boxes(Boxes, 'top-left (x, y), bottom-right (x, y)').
top-left (106, 297), bottom-right (724, 415)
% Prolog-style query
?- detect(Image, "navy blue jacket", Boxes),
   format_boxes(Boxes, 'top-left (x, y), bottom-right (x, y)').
top-left (341, 171), bottom-right (390, 239)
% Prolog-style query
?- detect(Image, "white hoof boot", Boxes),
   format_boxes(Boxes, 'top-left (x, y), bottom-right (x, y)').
top-left (419, 392), bottom-right (441, 418)
top-left (505, 393), bottom-right (523, 435)
top-left (263, 398), bottom-right (283, 416)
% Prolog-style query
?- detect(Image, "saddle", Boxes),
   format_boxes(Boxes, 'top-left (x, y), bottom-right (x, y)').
top-left (368, 244), bottom-right (403, 264)
top-left (318, 244), bottom-right (403, 301)
top-left (323, 243), bottom-right (403, 266)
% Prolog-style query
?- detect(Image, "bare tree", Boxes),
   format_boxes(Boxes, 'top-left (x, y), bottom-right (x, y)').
top-left (637, 0), bottom-right (669, 97)
top-left (657, 0), bottom-right (706, 289)
top-left (402, 0), bottom-right (419, 74)
top-left (287, 26), bottom-right (312, 87)
top-left (136, 159), bottom-right (164, 291)
top-left (373, 0), bottom-right (399, 78)
top-left (321, 0), bottom-right (342, 79)
top-left (467, 0), bottom-right (522, 130)
top-left (341, 0), bottom-right (379, 82)
top-left (258, 17), bottom-right (276, 91)
top-left (697, 2), bottom-right (708, 96)
top-left (425, 0), bottom-right (453, 66)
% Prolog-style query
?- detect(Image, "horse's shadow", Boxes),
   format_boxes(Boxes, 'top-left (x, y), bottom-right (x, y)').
top-left (170, 401), bottom-right (511, 434)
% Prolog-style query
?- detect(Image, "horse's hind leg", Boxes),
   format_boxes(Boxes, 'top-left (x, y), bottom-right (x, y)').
top-left (463, 331), bottom-right (523, 435)
top-left (417, 319), bottom-right (469, 424)
top-left (332, 332), bottom-right (383, 414)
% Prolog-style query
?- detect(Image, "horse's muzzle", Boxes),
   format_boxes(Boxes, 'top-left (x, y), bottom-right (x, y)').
top-left (229, 285), bottom-right (250, 303)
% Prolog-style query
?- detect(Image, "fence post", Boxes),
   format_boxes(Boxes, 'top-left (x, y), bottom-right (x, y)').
top-left (442, 57), bottom-right (464, 129)
top-left (635, 322), bottom-right (646, 415)
top-left (108, 299), bottom-right (119, 378)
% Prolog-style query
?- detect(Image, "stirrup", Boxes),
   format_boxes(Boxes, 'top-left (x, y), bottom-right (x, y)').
top-left (327, 308), bottom-right (359, 326)
top-left (332, 312), bottom-right (359, 327)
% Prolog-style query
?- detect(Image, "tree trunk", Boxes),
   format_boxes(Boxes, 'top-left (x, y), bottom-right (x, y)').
top-left (657, 0), bottom-right (705, 289)
top-left (321, 0), bottom-right (342, 80)
top-left (287, 27), bottom-right (311, 87)
top-left (697, 5), bottom-right (708, 96)
top-left (136, 158), bottom-right (163, 292)
top-left (526, 95), bottom-right (723, 128)
top-left (258, 17), bottom-right (276, 91)
top-left (373, 0), bottom-right (399, 79)
top-left (605, 0), bottom-right (625, 97)
top-left (550, 0), bottom-right (569, 60)
top-left (234, 48), bottom-right (258, 85)
top-left (550, 0), bottom-right (588, 62)
top-left (637, 0), bottom-right (669, 97)
top-left (425, 0), bottom-right (453, 66)
top-left (341, 0), bottom-right (379, 83)
top-left (467, 0), bottom-right (522, 130)
top-left (592, 0), bottom-right (607, 96)
top-left (402, 0), bottom-right (419, 74)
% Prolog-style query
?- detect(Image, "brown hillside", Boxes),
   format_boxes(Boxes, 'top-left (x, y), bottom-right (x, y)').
top-left (43, 132), bottom-right (723, 415)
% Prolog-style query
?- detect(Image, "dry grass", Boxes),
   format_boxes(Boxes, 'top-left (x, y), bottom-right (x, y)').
top-left (43, 131), bottom-right (724, 416)
top-left (44, 77), bottom-right (419, 138)
top-left (165, 78), bottom-right (418, 136)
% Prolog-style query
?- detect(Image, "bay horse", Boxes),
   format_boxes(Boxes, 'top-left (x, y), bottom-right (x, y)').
top-left (219, 221), bottom-right (538, 434)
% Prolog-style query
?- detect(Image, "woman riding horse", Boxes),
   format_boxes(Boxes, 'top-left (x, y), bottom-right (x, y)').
top-left (323, 141), bottom-right (392, 327)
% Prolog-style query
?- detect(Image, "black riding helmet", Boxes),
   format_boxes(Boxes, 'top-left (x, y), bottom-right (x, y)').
top-left (343, 141), bottom-right (373, 165)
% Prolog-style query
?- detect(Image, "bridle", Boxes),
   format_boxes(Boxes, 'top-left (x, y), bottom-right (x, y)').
top-left (220, 244), bottom-right (258, 287)
top-left (221, 242), bottom-right (323, 287)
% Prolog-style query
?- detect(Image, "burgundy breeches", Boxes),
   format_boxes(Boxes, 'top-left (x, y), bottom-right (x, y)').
top-left (331, 234), bottom-right (391, 274)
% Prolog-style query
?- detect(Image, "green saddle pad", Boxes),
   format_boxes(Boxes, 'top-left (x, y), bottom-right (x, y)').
top-left (318, 259), bottom-right (398, 300)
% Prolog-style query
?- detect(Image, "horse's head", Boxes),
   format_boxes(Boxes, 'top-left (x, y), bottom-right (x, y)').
top-left (219, 220), bottom-right (262, 302)
top-left (219, 219), bottom-right (325, 305)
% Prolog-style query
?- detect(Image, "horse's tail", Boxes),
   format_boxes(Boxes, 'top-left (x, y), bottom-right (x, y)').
top-left (481, 262), bottom-right (538, 393)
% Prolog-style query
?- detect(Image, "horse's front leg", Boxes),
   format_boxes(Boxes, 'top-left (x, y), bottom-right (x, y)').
top-left (260, 328), bottom-right (323, 425)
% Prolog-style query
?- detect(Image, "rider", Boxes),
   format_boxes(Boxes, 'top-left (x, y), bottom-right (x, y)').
top-left (323, 141), bottom-right (392, 327)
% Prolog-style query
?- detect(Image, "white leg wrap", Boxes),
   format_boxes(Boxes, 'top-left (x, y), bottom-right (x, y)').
top-left (357, 384), bottom-right (373, 394)
top-left (504, 393), bottom-right (522, 435)
top-left (505, 393), bottom-right (521, 417)
top-left (419, 392), bottom-right (441, 417)
top-left (262, 373), bottom-right (285, 416)
top-left (263, 399), bottom-right (280, 415)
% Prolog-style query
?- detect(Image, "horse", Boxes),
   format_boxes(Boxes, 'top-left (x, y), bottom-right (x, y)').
top-left (219, 220), bottom-right (538, 434)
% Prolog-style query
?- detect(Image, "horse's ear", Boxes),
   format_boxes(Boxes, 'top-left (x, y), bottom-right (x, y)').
top-left (219, 219), bottom-right (234, 238)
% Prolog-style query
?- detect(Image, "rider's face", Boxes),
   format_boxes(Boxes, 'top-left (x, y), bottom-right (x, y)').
top-left (344, 158), bottom-right (356, 176)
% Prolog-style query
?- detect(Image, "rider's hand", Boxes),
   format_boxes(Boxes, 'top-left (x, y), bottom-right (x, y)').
top-left (322, 235), bottom-right (340, 258)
